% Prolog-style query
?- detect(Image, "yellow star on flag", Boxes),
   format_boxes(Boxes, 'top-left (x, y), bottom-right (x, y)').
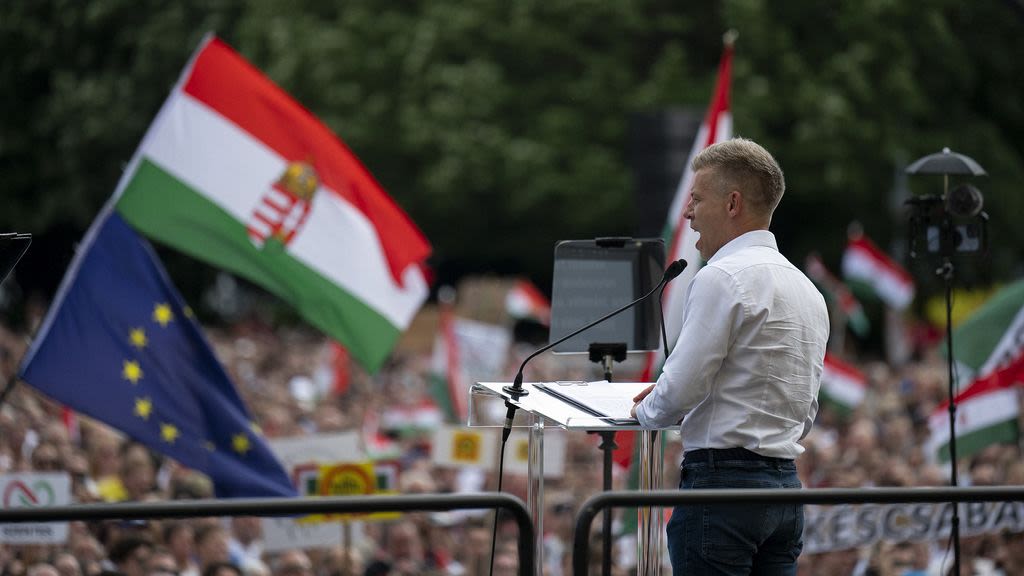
top-left (122, 360), bottom-right (143, 384)
top-left (232, 433), bottom-right (251, 455)
top-left (153, 303), bottom-right (174, 327)
top-left (134, 397), bottom-right (152, 420)
top-left (203, 441), bottom-right (216, 452)
top-left (249, 421), bottom-right (263, 436)
top-left (160, 423), bottom-right (179, 444)
top-left (129, 328), bottom-right (148, 349)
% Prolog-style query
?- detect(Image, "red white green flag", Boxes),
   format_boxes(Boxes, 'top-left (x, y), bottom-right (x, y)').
top-left (429, 300), bottom-right (468, 423)
top-left (820, 353), bottom-right (867, 415)
top-left (640, 36), bottom-right (734, 381)
top-left (622, 39), bottom-right (734, 538)
top-left (926, 351), bottom-right (1023, 463)
top-left (841, 232), bottom-right (914, 311)
top-left (428, 303), bottom-right (511, 423)
top-left (926, 280), bottom-right (1024, 462)
top-left (505, 278), bottom-right (551, 326)
top-left (113, 36), bottom-right (431, 372)
top-left (805, 253), bottom-right (870, 337)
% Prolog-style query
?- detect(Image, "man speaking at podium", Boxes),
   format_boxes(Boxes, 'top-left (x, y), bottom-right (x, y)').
top-left (631, 138), bottom-right (828, 575)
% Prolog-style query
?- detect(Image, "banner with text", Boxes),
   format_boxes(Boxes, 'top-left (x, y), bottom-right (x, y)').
top-left (804, 501), bottom-right (1024, 554)
top-left (0, 473), bottom-right (71, 544)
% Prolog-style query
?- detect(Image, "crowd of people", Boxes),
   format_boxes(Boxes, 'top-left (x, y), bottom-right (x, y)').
top-left (1, 293), bottom-right (1023, 576)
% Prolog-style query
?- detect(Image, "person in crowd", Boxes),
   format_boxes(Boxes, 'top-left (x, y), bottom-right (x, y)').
top-left (49, 553), bottom-right (81, 576)
top-left (145, 547), bottom-right (178, 576)
top-left (25, 565), bottom-right (59, 576)
top-left (362, 521), bottom-right (428, 576)
top-left (161, 522), bottom-right (198, 576)
top-left (632, 137), bottom-right (829, 574)
top-left (268, 551), bottom-right (311, 576)
top-left (107, 537), bottom-right (154, 576)
top-left (200, 563), bottom-right (241, 576)
top-left (225, 518), bottom-right (261, 570)
top-left (118, 443), bottom-right (160, 502)
top-left (192, 524), bottom-right (232, 575)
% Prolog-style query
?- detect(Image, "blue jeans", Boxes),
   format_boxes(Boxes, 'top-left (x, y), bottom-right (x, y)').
top-left (666, 449), bottom-right (803, 576)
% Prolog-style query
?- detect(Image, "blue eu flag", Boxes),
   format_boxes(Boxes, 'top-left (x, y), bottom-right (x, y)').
top-left (19, 211), bottom-right (296, 498)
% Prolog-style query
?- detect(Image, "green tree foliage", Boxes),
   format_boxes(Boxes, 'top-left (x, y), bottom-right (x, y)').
top-left (726, 0), bottom-right (1024, 291)
top-left (2, 0), bottom-right (1022, 309)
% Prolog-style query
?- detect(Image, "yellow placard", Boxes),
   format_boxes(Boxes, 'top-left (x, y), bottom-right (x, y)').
top-left (515, 438), bottom-right (530, 463)
top-left (452, 431), bottom-right (482, 463)
top-left (299, 462), bottom-right (398, 523)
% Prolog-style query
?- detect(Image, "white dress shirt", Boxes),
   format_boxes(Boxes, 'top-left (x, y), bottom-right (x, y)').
top-left (635, 230), bottom-right (829, 459)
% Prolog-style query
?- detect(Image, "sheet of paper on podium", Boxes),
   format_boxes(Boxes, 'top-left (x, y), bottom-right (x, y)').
top-left (533, 380), bottom-right (651, 425)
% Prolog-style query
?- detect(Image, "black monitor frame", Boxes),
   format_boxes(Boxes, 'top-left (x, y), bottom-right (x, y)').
top-left (549, 237), bottom-right (665, 354)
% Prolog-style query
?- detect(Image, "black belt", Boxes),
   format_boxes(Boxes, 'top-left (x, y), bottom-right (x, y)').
top-left (682, 447), bottom-right (793, 465)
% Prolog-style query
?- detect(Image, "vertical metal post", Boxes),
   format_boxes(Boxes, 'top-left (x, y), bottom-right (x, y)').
top-left (528, 413), bottom-right (545, 576)
top-left (637, 430), bottom-right (664, 576)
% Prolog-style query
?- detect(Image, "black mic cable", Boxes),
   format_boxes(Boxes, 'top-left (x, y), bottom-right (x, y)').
top-left (486, 258), bottom-right (687, 575)
top-left (657, 284), bottom-right (671, 360)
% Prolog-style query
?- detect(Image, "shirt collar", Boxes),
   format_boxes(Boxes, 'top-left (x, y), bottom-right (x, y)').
top-left (708, 229), bottom-right (778, 264)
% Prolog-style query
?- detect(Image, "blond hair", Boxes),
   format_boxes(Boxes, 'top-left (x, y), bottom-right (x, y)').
top-left (692, 137), bottom-right (785, 216)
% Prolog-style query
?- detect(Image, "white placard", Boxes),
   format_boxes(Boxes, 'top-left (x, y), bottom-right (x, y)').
top-left (268, 431), bottom-right (363, 469)
top-left (261, 517), bottom-right (341, 552)
top-left (0, 473), bottom-right (71, 544)
top-left (432, 426), bottom-right (497, 469)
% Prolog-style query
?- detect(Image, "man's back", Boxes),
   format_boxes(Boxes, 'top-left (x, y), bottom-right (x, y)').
top-left (678, 232), bottom-right (829, 458)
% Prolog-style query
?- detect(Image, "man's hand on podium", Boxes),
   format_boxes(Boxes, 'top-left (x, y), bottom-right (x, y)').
top-left (630, 384), bottom-right (655, 418)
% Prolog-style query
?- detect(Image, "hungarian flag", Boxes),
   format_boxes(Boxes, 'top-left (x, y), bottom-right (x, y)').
top-left (926, 280), bottom-right (1024, 462)
top-left (429, 300), bottom-right (468, 423)
top-left (926, 352), bottom-right (1024, 463)
top-left (640, 35), bottom-right (734, 382)
top-left (841, 232), bottom-right (914, 311)
top-left (112, 35), bottom-right (431, 372)
top-left (805, 253), bottom-right (870, 337)
top-left (428, 303), bottom-right (511, 423)
top-left (819, 353), bottom-right (867, 415)
top-left (621, 37), bottom-right (734, 522)
top-left (505, 278), bottom-right (551, 326)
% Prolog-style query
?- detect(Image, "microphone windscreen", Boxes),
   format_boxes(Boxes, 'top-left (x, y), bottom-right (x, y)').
top-left (664, 259), bottom-right (688, 281)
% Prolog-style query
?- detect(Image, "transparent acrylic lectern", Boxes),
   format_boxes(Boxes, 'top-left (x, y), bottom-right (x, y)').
top-left (471, 380), bottom-right (671, 576)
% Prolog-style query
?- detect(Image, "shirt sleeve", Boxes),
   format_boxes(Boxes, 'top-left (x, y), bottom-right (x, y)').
top-left (634, 266), bottom-right (745, 429)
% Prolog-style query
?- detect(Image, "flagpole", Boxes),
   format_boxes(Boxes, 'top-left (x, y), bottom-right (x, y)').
top-left (0, 376), bottom-right (18, 410)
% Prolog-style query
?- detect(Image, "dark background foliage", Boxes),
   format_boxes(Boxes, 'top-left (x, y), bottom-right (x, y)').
top-left (3, 0), bottom-right (1023, 326)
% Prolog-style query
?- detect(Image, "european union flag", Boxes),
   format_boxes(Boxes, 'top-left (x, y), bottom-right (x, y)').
top-left (19, 211), bottom-right (296, 498)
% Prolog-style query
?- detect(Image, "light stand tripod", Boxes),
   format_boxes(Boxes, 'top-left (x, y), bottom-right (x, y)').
top-left (906, 148), bottom-right (988, 576)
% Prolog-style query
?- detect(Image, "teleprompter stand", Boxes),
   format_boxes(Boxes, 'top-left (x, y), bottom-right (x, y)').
top-left (588, 342), bottom-right (627, 576)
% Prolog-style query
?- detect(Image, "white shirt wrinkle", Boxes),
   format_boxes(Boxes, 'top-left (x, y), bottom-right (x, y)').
top-left (635, 230), bottom-right (829, 460)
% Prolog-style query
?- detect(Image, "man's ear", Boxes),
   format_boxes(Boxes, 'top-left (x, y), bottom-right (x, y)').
top-left (727, 190), bottom-right (742, 215)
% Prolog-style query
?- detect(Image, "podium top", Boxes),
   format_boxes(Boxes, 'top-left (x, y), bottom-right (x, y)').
top-left (474, 380), bottom-right (660, 430)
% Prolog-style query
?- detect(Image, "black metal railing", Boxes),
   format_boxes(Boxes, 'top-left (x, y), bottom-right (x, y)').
top-left (573, 486), bottom-right (1024, 576)
top-left (0, 493), bottom-right (535, 576)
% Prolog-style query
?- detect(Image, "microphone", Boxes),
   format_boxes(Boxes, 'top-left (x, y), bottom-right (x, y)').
top-left (658, 259), bottom-right (686, 358)
top-left (500, 258), bottom-right (687, 441)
